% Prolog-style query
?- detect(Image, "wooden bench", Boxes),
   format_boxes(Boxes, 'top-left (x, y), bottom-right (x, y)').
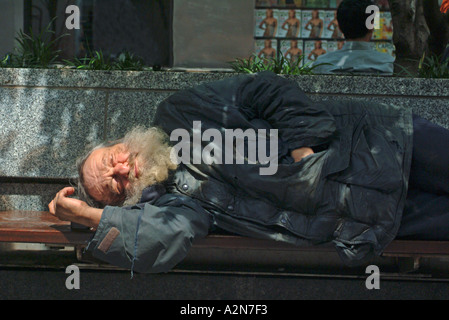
top-left (2, 210), bottom-right (449, 275)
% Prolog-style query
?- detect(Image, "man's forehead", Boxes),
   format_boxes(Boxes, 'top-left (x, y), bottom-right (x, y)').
top-left (82, 143), bottom-right (128, 202)
top-left (88, 147), bottom-right (108, 169)
top-left (83, 148), bottom-right (108, 191)
top-left (88, 143), bottom-right (125, 166)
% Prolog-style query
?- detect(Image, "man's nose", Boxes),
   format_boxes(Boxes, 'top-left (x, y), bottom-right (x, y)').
top-left (113, 162), bottom-right (130, 177)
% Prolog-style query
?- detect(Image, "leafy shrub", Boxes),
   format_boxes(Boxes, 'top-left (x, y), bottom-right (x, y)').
top-left (418, 52), bottom-right (449, 79)
top-left (64, 50), bottom-right (148, 71)
top-left (2, 20), bottom-right (66, 68)
top-left (229, 54), bottom-right (329, 75)
top-left (64, 50), bottom-right (113, 70)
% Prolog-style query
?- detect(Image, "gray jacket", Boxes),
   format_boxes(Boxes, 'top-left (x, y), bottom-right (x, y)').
top-left (86, 72), bottom-right (413, 273)
top-left (312, 41), bottom-right (395, 75)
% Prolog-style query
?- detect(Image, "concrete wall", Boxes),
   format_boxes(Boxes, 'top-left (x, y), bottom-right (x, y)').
top-left (0, 0), bottom-right (23, 57)
top-left (173, 0), bottom-right (255, 68)
top-left (0, 68), bottom-right (448, 211)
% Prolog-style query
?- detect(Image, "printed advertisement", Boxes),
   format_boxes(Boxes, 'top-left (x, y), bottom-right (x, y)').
top-left (304, 0), bottom-right (329, 8)
top-left (278, 9), bottom-right (302, 38)
top-left (304, 40), bottom-right (327, 64)
top-left (255, 39), bottom-right (278, 60)
top-left (326, 40), bottom-right (345, 53)
top-left (280, 39), bottom-right (304, 66)
top-left (301, 10), bottom-right (324, 38)
top-left (322, 10), bottom-right (343, 39)
top-left (255, 9), bottom-right (280, 37)
top-left (278, 0), bottom-right (303, 7)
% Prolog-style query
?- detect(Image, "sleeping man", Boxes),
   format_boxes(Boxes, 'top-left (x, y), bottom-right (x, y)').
top-left (49, 72), bottom-right (449, 273)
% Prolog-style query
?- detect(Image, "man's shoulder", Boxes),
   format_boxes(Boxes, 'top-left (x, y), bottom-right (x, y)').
top-left (314, 50), bottom-right (342, 64)
top-left (312, 51), bottom-right (344, 73)
top-left (312, 44), bottom-right (395, 75)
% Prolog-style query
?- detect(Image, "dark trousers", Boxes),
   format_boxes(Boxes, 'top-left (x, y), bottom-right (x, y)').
top-left (397, 115), bottom-right (449, 240)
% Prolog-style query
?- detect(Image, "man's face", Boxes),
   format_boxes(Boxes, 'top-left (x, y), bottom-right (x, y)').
top-left (81, 127), bottom-right (177, 207)
top-left (82, 143), bottom-right (139, 205)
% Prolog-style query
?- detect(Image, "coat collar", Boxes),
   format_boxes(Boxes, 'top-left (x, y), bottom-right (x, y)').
top-left (138, 184), bottom-right (167, 205)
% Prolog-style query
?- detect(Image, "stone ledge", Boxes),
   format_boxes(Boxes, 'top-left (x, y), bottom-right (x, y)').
top-left (0, 68), bottom-right (448, 97)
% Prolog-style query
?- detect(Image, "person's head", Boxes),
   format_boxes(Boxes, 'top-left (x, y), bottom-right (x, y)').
top-left (264, 39), bottom-right (272, 48)
top-left (266, 9), bottom-right (273, 18)
top-left (314, 40), bottom-right (322, 49)
top-left (77, 126), bottom-right (177, 208)
top-left (289, 9), bottom-right (296, 18)
top-left (290, 40), bottom-right (298, 48)
top-left (337, 0), bottom-right (375, 40)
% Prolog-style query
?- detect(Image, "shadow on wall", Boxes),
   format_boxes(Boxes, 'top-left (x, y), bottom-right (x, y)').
top-left (0, 70), bottom-right (105, 210)
top-left (15, 87), bottom-right (106, 179)
top-left (0, 69), bottom-right (170, 211)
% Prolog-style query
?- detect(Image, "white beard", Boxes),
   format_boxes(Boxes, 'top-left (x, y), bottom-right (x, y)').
top-left (121, 126), bottom-right (177, 206)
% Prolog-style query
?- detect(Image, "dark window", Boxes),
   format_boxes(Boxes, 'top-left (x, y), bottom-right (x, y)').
top-left (24, 0), bottom-right (173, 67)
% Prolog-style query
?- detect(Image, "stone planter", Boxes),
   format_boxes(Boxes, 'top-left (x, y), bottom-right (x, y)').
top-left (0, 68), bottom-right (448, 211)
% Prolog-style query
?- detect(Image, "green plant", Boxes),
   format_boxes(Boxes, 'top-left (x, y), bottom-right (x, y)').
top-left (65, 50), bottom-right (147, 71)
top-left (0, 18), bottom-right (150, 71)
top-left (417, 52), bottom-right (449, 78)
top-left (0, 54), bottom-right (11, 67)
top-left (229, 54), bottom-right (329, 75)
top-left (65, 50), bottom-right (114, 70)
top-left (113, 51), bottom-right (146, 71)
top-left (10, 19), bottom-right (67, 68)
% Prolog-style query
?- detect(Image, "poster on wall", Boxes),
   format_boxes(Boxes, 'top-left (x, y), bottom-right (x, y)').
top-left (280, 39), bottom-right (304, 66)
top-left (254, 0), bottom-right (395, 66)
top-left (322, 10), bottom-right (343, 39)
top-left (301, 10), bottom-right (325, 38)
top-left (278, 9), bottom-right (302, 38)
top-left (255, 39), bottom-right (278, 60)
top-left (304, 0), bottom-right (329, 8)
top-left (373, 11), bottom-right (393, 40)
top-left (255, 9), bottom-right (279, 37)
top-left (278, 0), bottom-right (303, 6)
top-left (304, 40), bottom-right (327, 64)
top-left (380, 11), bottom-right (393, 40)
top-left (326, 40), bottom-right (345, 53)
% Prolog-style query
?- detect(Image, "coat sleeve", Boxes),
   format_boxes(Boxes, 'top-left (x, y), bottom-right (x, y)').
top-left (86, 195), bottom-right (211, 274)
top-left (236, 72), bottom-right (336, 150)
top-left (154, 71), bottom-right (336, 151)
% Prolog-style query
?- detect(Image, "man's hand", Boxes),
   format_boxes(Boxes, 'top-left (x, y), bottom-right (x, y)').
top-left (49, 187), bottom-right (103, 229)
top-left (291, 147), bottom-right (314, 163)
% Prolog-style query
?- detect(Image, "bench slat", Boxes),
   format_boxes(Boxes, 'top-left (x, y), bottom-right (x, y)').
top-left (1, 211), bottom-right (449, 257)
top-left (0, 211), bottom-right (92, 245)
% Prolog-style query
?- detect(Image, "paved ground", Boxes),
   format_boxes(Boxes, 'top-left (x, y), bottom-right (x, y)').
top-left (1, 268), bottom-right (449, 300)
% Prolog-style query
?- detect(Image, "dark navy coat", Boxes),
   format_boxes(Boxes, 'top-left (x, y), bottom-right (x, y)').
top-left (87, 72), bottom-right (413, 272)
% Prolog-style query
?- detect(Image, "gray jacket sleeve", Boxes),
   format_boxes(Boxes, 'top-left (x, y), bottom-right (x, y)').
top-left (86, 194), bottom-right (211, 273)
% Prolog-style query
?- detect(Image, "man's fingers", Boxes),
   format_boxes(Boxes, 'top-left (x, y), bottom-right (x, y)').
top-left (48, 187), bottom-right (75, 215)
top-left (48, 200), bottom-right (55, 215)
top-left (58, 187), bottom-right (76, 198)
